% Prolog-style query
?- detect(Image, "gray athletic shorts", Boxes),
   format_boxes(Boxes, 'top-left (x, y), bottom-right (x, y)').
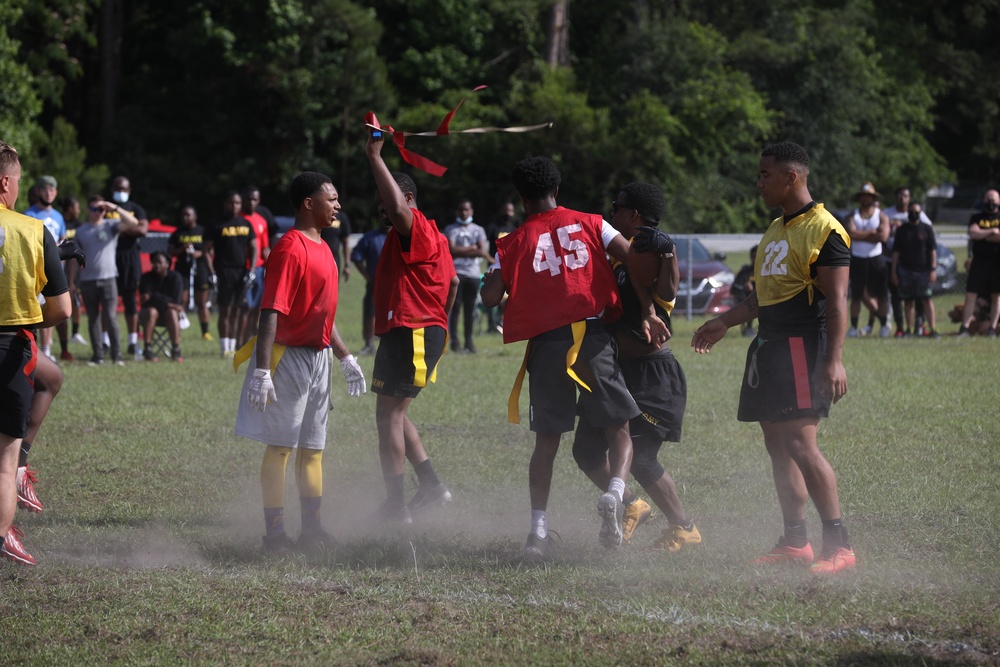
top-left (235, 345), bottom-right (331, 449)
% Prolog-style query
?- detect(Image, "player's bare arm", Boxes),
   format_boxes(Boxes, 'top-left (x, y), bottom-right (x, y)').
top-left (691, 291), bottom-right (757, 353)
top-left (366, 131), bottom-right (414, 236)
top-left (480, 268), bottom-right (505, 308)
top-left (254, 309), bottom-right (279, 372)
top-left (445, 275), bottom-right (459, 316)
top-left (815, 264), bottom-right (848, 403)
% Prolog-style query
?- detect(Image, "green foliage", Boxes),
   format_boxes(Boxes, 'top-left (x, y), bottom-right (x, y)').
top-left (0, 0), bottom-right (43, 153)
top-left (19, 117), bottom-right (110, 201)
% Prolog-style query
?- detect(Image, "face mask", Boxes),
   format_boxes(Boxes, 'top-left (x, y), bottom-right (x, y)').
top-left (907, 212), bottom-right (921, 223)
top-left (986, 201), bottom-right (1000, 213)
top-left (112, 191), bottom-right (129, 204)
top-left (457, 216), bottom-right (473, 225)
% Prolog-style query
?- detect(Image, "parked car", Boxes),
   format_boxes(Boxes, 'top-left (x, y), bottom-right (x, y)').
top-left (673, 236), bottom-right (735, 315)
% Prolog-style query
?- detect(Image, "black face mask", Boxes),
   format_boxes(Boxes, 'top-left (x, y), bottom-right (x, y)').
top-left (985, 201), bottom-right (1000, 213)
top-left (908, 212), bottom-right (921, 223)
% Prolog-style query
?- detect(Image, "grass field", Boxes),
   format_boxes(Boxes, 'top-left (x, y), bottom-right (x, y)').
top-left (2, 272), bottom-right (999, 666)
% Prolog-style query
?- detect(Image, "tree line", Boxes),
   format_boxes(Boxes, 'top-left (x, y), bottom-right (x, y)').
top-left (3, 0), bottom-right (999, 231)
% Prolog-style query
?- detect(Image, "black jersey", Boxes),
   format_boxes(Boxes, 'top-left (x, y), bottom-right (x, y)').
top-left (209, 216), bottom-right (253, 269)
top-left (169, 224), bottom-right (208, 276)
top-left (969, 211), bottom-right (1000, 260)
top-left (107, 201), bottom-right (147, 254)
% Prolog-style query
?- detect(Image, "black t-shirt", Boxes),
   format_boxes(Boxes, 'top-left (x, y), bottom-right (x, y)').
top-left (41, 231), bottom-right (69, 298)
top-left (486, 217), bottom-right (517, 257)
top-left (320, 212), bottom-right (352, 268)
top-left (139, 269), bottom-right (184, 308)
top-left (893, 222), bottom-right (936, 271)
top-left (969, 211), bottom-right (1000, 259)
top-left (169, 224), bottom-right (208, 276)
top-left (108, 201), bottom-right (148, 254)
top-left (64, 218), bottom-right (81, 240)
top-left (612, 261), bottom-right (672, 343)
top-left (209, 216), bottom-right (253, 269)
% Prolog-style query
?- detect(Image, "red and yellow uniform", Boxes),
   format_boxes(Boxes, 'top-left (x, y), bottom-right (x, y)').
top-left (262, 229), bottom-right (338, 350)
top-left (497, 207), bottom-right (621, 343)
top-left (373, 208), bottom-right (453, 335)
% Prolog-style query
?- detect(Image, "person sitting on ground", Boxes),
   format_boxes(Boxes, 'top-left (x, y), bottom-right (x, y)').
top-left (138, 251), bottom-right (185, 361)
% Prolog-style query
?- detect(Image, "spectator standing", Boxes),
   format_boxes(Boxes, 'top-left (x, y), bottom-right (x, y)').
top-left (958, 190), bottom-right (1000, 338)
top-left (692, 142), bottom-right (855, 575)
top-left (444, 199), bottom-right (490, 353)
top-left (235, 172), bottom-right (366, 554)
top-left (320, 211), bottom-right (353, 283)
top-left (168, 205), bottom-right (213, 340)
top-left (0, 140), bottom-right (72, 565)
top-left (74, 195), bottom-right (140, 365)
top-left (732, 245), bottom-right (758, 337)
top-left (845, 182), bottom-right (890, 338)
top-left (891, 202), bottom-right (940, 338)
top-left (61, 196), bottom-right (88, 347)
top-left (205, 191), bottom-right (257, 358)
top-left (366, 130), bottom-right (457, 525)
top-left (350, 220), bottom-right (389, 355)
top-left (105, 176), bottom-right (149, 357)
top-left (138, 251), bottom-right (185, 361)
top-left (23, 175), bottom-right (67, 361)
top-left (239, 187), bottom-right (272, 349)
top-left (883, 187), bottom-right (933, 336)
top-left (484, 201), bottom-right (518, 332)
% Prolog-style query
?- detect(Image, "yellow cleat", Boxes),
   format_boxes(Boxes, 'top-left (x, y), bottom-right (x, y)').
top-left (202, 332), bottom-right (215, 341)
top-left (652, 523), bottom-right (702, 553)
top-left (622, 498), bottom-right (652, 544)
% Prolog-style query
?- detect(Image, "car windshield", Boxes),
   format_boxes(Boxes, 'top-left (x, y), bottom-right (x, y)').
top-left (672, 237), bottom-right (712, 262)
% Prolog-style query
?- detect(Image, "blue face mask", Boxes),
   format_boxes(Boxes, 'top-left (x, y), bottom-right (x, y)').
top-left (457, 216), bottom-right (473, 225)
top-left (112, 191), bottom-right (129, 204)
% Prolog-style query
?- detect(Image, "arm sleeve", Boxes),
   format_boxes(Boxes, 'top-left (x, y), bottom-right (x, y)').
top-left (814, 231), bottom-right (851, 268)
top-left (40, 231), bottom-right (69, 297)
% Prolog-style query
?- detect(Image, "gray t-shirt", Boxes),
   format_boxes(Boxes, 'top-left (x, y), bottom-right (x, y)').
top-left (444, 221), bottom-right (487, 278)
top-left (75, 220), bottom-right (121, 281)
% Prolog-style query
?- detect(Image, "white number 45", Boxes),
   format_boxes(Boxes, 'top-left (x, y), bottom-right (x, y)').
top-left (532, 223), bottom-right (591, 276)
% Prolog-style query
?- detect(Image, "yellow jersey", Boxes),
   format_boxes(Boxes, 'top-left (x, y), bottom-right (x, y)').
top-left (0, 204), bottom-right (48, 326)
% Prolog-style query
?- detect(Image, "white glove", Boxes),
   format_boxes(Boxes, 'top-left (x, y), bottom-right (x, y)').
top-left (247, 368), bottom-right (277, 411)
top-left (340, 354), bottom-right (367, 396)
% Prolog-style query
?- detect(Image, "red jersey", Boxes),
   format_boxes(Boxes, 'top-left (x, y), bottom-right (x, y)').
top-left (374, 208), bottom-right (455, 335)
top-left (262, 229), bottom-right (338, 349)
top-left (497, 207), bottom-right (621, 343)
top-left (242, 211), bottom-right (270, 268)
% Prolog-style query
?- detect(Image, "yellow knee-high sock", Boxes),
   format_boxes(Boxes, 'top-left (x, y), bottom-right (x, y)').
top-left (261, 445), bottom-right (292, 509)
top-left (296, 448), bottom-right (323, 533)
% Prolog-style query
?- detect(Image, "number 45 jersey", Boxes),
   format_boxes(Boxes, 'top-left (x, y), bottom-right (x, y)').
top-left (497, 206), bottom-right (621, 343)
top-left (754, 203), bottom-right (851, 336)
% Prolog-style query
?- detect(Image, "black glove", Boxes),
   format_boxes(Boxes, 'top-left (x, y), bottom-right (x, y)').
top-left (58, 240), bottom-right (87, 267)
top-left (632, 227), bottom-right (675, 255)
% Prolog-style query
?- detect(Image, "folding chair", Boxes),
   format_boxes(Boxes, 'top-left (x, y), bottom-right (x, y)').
top-left (147, 326), bottom-right (174, 360)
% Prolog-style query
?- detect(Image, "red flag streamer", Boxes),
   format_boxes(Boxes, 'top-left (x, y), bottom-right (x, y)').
top-left (365, 86), bottom-right (552, 177)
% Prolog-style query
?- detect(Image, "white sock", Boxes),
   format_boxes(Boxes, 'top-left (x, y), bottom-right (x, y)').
top-left (531, 510), bottom-right (547, 538)
top-left (40, 345), bottom-right (51, 356)
top-left (103, 332), bottom-right (111, 347)
top-left (128, 332), bottom-right (138, 345)
top-left (608, 477), bottom-right (626, 502)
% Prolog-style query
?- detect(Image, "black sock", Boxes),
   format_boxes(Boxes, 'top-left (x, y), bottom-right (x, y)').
top-left (850, 317), bottom-right (858, 328)
top-left (18, 441), bottom-right (31, 468)
top-left (386, 473), bottom-right (406, 507)
top-left (783, 520), bottom-right (808, 548)
top-left (878, 315), bottom-right (887, 327)
top-left (414, 459), bottom-right (440, 488)
top-left (72, 322), bottom-right (79, 336)
top-left (821, 518), bottom-right (850, 551)
top-left (867, 314), bottom-right (875, 328)
top-left (201, 321), bottom-right (209, 335)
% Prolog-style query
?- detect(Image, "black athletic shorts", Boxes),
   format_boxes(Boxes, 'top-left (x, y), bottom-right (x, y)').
top-left (0, 331), bottom-right (37, 438)
top-left (620, 348), bottom-right (686, 443)
top-left (897, 267), bottom-right (932, 300)
top-left (737, 332), bottom-right (831, 423)
top-left (849, 255), bottom-right (888, 301)
top-left (527, 321), bottom-right (639, 435)
top-left (216, 266), bottom-right (247, 307)
top-left (966, 257), bottom-right (1000, 295)
top-left (372, 325), bottom-right (446, 398)
top-left (116, 250), bottom-right (142, 316)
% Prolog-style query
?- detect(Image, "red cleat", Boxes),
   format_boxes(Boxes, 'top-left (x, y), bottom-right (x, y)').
top-left (1, 526), bottom-right (37, 566)
top-left (750, 537), bottom-right (814, 565)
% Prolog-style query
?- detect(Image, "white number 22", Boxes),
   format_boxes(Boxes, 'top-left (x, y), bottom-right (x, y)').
top-left (531, 223), bottom-right (591, 276)
top-left (760, 240), bottom-right (788, 276)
